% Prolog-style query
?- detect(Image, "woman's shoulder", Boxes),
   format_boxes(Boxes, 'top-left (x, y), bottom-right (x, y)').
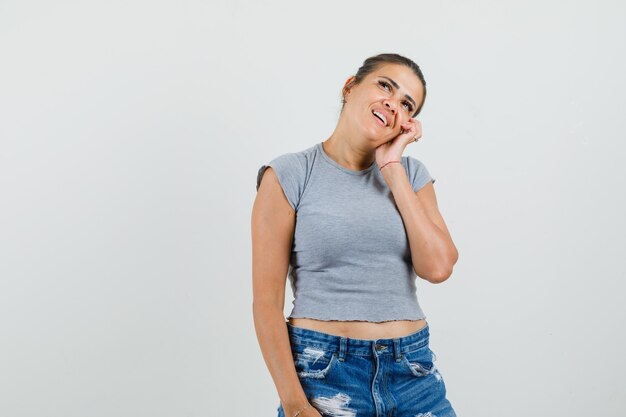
top-left (255, 143), bottom-right (318, 210)
top-left (260, 143), bottom-right (317, 179)
top-left (268, 142), bottom-right (317, 167)
top-left (402, 154), bottom-right (436, 192)
top-left (402, 154), bottom-right (426, 166)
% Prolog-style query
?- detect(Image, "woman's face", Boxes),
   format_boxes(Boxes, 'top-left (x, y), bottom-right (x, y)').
top-left (343, 63), bottom-right (424, 146)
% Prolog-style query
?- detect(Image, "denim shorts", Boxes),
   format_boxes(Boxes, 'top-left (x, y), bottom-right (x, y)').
top-left (277, 321), bottom-right (457, 417)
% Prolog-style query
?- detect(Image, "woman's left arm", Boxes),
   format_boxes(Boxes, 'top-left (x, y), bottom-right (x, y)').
top-left (381, 163), bottom-right (458, 283)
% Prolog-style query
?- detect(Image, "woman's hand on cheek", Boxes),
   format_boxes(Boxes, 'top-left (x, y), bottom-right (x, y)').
top-left (375, 118), bottom-right (422, 167)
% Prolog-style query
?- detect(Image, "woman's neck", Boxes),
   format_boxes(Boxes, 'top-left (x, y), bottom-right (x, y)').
top-left (324, 131), bottom-right (375, 171)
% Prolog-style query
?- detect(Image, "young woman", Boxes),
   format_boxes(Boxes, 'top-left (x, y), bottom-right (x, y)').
top-left (252, 53), bottom-right (459, 417)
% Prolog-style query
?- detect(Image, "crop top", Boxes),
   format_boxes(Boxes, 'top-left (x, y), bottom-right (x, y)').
top-left (255, 141), bottom-right (436, 322)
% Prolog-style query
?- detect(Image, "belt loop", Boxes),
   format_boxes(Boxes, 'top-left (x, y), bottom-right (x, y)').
top-left (393, 338), bottom-right (402, 361)
top-left (338, 337), bottom-right (347, 362)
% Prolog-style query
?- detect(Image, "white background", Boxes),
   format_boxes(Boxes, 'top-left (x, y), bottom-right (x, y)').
top-left (1, 1), bottom-right (624, 416)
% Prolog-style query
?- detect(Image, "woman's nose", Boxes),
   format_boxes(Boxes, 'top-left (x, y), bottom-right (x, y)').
top-left (384, 100), bottom-right (397, 114)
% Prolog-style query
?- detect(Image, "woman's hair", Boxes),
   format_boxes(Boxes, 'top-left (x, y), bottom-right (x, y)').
top-left (341, 53), bottom-right (427, 118)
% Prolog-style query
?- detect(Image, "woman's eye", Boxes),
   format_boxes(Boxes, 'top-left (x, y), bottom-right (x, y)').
top-left (379, 80), bottom-right (413, 112)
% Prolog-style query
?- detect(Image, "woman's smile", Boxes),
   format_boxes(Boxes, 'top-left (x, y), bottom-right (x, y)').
top-left (372, 110), bottom-right (387, 127)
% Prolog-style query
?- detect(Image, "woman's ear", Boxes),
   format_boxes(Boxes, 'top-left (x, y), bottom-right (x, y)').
top-left (342, 76), bottom-right (356, 97)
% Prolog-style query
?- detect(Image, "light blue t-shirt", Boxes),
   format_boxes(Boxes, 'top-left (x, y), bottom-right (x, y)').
top-left (256, 141), bottom-right (436, 322)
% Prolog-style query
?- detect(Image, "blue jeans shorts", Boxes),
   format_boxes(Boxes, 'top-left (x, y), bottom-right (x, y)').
top-left (277, 321), bottom-right (457, 417)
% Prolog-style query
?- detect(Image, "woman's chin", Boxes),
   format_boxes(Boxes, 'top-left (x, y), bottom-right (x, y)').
top-left (359, 129), bottom-right (390, 148)
top-left (364, 138), bottom-right (383, 149)
top-left (372, 136), bottom-right (391, 147)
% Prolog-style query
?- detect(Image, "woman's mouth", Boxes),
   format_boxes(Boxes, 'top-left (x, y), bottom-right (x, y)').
top-left (372, 110), bottom-right (387, 127)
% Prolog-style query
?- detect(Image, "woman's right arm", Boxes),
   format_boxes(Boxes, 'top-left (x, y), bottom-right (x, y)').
top-left (251, 167), bottom-right (314, 417)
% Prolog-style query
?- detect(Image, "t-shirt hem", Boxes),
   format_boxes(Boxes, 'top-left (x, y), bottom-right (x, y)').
top-left (286, 313), bottom-right (427, 323)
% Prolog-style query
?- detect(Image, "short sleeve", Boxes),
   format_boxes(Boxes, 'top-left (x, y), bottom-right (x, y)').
top-left (404, 156), bottom-right (436, 192)
top-left (256, 153), bottom-right (307, 211)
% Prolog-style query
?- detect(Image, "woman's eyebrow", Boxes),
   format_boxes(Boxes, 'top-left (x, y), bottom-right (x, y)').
top-left (379, 76), bottom-right (416, 108)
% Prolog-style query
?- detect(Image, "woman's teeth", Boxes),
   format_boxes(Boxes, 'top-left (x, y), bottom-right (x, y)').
top-left (372, 110), bottom-right (387, 126)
